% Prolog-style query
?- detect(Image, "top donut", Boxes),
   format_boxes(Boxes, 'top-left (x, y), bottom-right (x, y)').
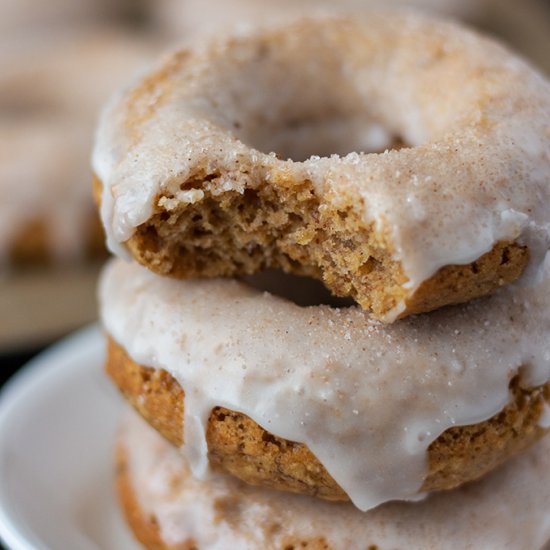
top-left (93, 13), bottom-right (550, 322)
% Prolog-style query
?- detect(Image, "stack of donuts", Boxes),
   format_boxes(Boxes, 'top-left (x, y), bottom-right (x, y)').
top-left (94, 11), bottom-right (550, 550)
top-left (2, 0), bottom-right (548, 354)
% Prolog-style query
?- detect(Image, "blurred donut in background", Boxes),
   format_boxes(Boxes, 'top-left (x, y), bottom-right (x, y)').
top-left (480, 0), bottom-right (550, 74)
top-left (0, 27), bottom-right (154, 352)
top-left (151, 0), bottom-right (550, 74)
top-left (151, 0), bottom-right (480, 38)
top-left (0, 0), bottom-right (548, 353)
top-left (0, 28), bottom-right (151, 266)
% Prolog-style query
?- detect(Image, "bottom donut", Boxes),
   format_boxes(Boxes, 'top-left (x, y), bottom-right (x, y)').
top-left (117, 411), bottom-right (550, 550)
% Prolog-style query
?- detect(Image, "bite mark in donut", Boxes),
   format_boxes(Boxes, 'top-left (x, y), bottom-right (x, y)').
top-left (127, 181), bottom-right (528, 320)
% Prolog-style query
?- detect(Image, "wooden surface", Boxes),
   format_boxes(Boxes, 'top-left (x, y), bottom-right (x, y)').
top-left (0, 262), bottom-right (103, 354)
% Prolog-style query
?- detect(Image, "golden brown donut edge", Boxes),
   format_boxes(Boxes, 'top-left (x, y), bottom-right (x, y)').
top-left (106, 337), bottom-right (550, 502)
top-left (93, 174), bottom-right (528, 321)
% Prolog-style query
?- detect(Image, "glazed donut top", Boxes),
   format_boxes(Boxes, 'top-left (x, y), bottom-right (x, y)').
top-left (121, 412), bottom-right (550, 550)
top-left (94, 14), bottom-right (550, 319)
top-left (0, 29), bottom-right (151, 264)
top-left (100, 255), bottom-right (550, 511)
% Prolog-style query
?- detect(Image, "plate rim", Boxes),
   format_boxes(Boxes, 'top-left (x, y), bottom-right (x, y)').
top-left (0, 324), bottom-right (102, 550)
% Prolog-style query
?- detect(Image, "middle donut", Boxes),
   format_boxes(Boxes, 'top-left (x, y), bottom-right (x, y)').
top-left (100, 258), bottom-right (550, 512)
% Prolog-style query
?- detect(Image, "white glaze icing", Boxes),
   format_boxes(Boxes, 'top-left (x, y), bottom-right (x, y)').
top-left (121, 411), bottom-right (550, 550)
top-left (100, 257), bottom-right (550, 511)
top-left (93, 15), bottom-right (550, 320)
top-left (0, 29), bottom-right (152, 265)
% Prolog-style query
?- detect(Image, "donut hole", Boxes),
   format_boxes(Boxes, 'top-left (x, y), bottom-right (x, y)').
top-left (243, 270), bottom-right (354, 308)
top-left (232, 112), bottom-right (406, 161)
top-left (197, 38), bottom-right (416, 161)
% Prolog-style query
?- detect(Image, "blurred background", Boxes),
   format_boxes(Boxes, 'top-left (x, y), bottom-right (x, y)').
top-left (0, 0), bottom-right (549, 379)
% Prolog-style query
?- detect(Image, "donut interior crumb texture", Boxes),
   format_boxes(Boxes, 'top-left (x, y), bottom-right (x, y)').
top-left (105, 337), bottom-right (549, 502)
top-left (127, 180), bottom-right (527, 320)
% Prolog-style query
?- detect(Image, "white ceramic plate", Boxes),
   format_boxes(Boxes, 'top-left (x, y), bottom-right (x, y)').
top-left (0, 325), bottom-right (141, 550)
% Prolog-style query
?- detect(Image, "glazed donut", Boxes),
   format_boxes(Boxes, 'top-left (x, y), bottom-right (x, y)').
top-left (0, 118), bottom-right (103, 264)
top-left (93, 15), bottom-right (550, 321)
top-left (117, 412), bottom-right (550, 550)
top-left (152, 0), bottom-right (483, 41)
top-left (152, 0), bottom-right (550, 77)
top-left (0, 29), bottom-right (152, 266)
top-left (100, 258), bottom-right (550, 511)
